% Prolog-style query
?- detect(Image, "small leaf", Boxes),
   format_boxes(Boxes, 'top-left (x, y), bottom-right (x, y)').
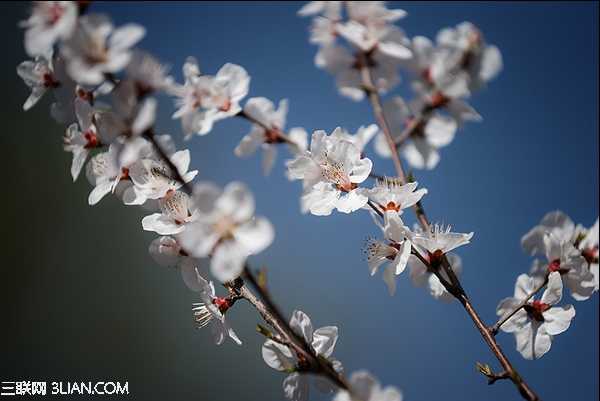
top-left (476, 362), bottom-right (493, 378)
top-left (258, 267), bottom-right (268, 290)
top-left (256, 324), bottom-right (273, 338)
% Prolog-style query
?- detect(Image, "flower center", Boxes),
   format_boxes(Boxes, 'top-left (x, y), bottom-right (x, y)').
top-left (383, 201), bottom-right (401, 212)
top-left (212, 297), bottom-right (232, 314)
top-left (42, 72), bottom-right (59, 88)
top-left (320, 157), bottom-right (354, 192)
top-left (427, 249), bottom-right (444, 267)
top-left (213, 216), bottom-right (236, 240)
top-left (265, 127), bottom-right (283, 144)
top-left (83, 130), bottom-right (99, 149)
top-left (429, 91), bottom-right (449, 109)
top-left (582, 246), bottom-right (599, 265)
top-left (524, 300), bottom-right (550, 322)
top-left (421, 68), bottom-right (433, 84)
top-left (46, 3), bottom-right (65, 25)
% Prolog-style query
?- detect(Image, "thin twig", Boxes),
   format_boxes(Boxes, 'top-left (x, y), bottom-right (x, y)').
top-left (142, 129), bottom-right (194, 195)
top-left (239, 265), bottom-right (351, 392)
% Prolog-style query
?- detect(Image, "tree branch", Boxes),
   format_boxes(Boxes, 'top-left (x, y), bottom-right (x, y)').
top-left (358, 52), bottom-right (540, 401)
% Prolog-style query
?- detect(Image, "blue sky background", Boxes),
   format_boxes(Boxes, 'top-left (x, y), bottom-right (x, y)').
top-left (1, 2), bottom-right (598, 401)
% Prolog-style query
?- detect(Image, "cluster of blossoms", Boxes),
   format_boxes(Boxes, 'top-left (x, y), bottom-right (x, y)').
top-left (496, 211), bottom-right (598, 359)
top-left (16, 2), bottom-right (597, 401)
top-left (299, 2), bottom-right (502, 170)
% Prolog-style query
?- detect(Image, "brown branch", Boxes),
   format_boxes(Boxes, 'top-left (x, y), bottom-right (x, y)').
top-left (358, 51), bottom-right (540, 401)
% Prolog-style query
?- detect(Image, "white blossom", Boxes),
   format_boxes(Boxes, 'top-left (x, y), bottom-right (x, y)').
top-left (333, 124), bottom-right (379, 154)
top-left (172, 59), bottom-right (250, 138)
top-left (412, 223), bottom-right (473, 258)
top-left (367, 178), bottom-right (427, 215)
top-left (142, 190), bottom-right (198, 235)
top-left (297, 2), bottom-right (342, 19)
top-left (63, 98), bottom-right (113, 181)
top-left (178, 182), bottom-right (274, 283)
top-left (262, 310), bottom-right (341, 401)
top-left (436, 22), bottom-right (503, 93)
top-left (235, 97), bottom-right (306, 175)
top-left (21, 1), bottom-right (78, 57)
top-left (529, 233), bottom-right (595, 301)
top-left (126, 50), bottom-right (174, 93)
top-left (187, 268), bottom-right (241, 345)
top-left (85, 142), bottom-right (131, 205)
top-left (124, 149), bottom-right (198, 205)
top-left (579, 218), bottom-right (599, 291)
top-left (149, 236), bottom-right (187, 268)
top-left (496, 272), bottom-right (575, 360)
top-left (94, 80), bottom-right (158, 166)
top-left (373, 96), bottom-right (458, 170)
top-left (315, 45), bottom-right (400, 101)
top-left (286, 128), bottom-right (373, 215)
top-left (333, 370), bottom-right (403, 401)
top-left (17, 55), bottom-right (59, 110)
top-left (336, 22), bottom-right (411, 60)
top-left (364, 213), bottom-right (413, 295)
top-left (61, 14), bottom-right (145, 85)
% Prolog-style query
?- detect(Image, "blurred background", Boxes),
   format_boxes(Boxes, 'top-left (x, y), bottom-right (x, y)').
top-left (0, 2), bottom-right (597, 400)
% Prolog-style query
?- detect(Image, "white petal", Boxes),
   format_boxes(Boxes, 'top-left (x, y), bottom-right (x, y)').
top-left (210, 240), bottom-right (246, 283)
top-left (541, 272), bottom-right (563, 305)
top-left (234, 217), bottom-right (274, 255)
top-left (289, 310), bottom-right (313, 344)
top-left (262, 340), bottom-right (295, 371)
top-left (543, 305), bottom-right (575, 336)
top-left (312, 326), bottom-right (338, 358)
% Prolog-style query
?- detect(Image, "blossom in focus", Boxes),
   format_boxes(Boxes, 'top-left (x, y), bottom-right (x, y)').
top-left (234, 97), bottom-right (307, 175)
top-left (61, 14), bottom-right (145, 85)
top-left (178, 182), bottom-right (274, 283)
top-left (21, 1), bottom-right (78, 57)
top-left (367, 178), bottom-right (427, 216)
top-left (409, 252), bottom-right (462, 302)
top-left (411, 223), bottom-right (473, 261)
top-left (124, 149), bottom-right (198, 205)
top-left (188, 268), bottom-right (241, 345)
top-left (332, 370), bottom-right (403, 401)
top-left (496, 272), bottom-right (575, 360)
top-left (262, 310), bottom-right (341, 401)
top-left (142, 190), bottom-right (198, 235)
top-left (286, 128), bottom-right (373, 215)
top-left (364, 213), bottom-right (413, 295)
top-left (172, 59), bottom-right (250, 138)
